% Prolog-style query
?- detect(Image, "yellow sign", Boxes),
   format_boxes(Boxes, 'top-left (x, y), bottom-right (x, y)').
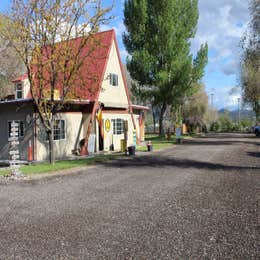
top-left (105, 119), bottom-right (111, 132)
top-left (42, 89), bottom-right (60, 100)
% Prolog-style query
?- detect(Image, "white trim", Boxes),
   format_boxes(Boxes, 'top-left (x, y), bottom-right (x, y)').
top-left (15, 82), bottom-right (23, 99)
top-left (112, 118), bottom-right (124, 135)
top-left (42, 119), bottom-right (67, 142)
top-left (53, 119), bottom-right (66, 141)
top-left (0, 98), bottom-right (33, 104)
top-left (130, 104), bottom-right (150, 110)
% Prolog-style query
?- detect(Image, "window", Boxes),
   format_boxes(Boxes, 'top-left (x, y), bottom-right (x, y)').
top-left (15, 83), bottom-right (23, 99)
top-left (8, 121), bottom-right (24, 138)
top-left (53, 119), bottom-right (65, 140)
top-left (112, 119), bottom-right (123, 135)
top-left (110, 73), bottom-right (118, 86)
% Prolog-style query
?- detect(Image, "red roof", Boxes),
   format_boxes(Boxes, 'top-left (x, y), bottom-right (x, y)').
top-left (12, 73), bottom-right (28, 83)
top-left (14, 30), bottom-right (116, 102)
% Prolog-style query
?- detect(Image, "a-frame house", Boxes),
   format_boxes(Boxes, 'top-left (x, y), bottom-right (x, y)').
top-left (0, 30), bottom-right (148, 161)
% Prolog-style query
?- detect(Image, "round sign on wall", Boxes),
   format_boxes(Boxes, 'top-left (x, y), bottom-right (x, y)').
top-left (105, 119), bottom-right (111, 132)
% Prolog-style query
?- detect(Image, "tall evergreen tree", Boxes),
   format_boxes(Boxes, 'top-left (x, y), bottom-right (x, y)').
top-left (240, 0), bottom-right (260, 121)
top-left (123, 0), bottom-right (208, 135)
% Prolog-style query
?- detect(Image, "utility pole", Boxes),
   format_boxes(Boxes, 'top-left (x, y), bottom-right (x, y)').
top-left (209, 88), bottom-right (215, 129)
top-left (210, 93), bottom-right (214, 108)
top-left (210, 88), bottom-right (215, 108)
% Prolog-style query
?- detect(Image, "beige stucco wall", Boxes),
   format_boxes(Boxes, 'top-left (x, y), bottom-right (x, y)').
top-left (23, 78), bottom-right (31, 99)
top-left (15, 78), bottom-right (30, 99)
top-left (100, 112), bottom-right (136, 152)
top-left (96, 39), bottom-right (137, 151)
top-left (36, 112), bottom-right (90, 161)
top-left (0, 102), bottom-right (34, 161)
top-left (98, 40), bottom-right (129, 109)
top-left (133, 114), bottom-right (141, 141)
top-left (0, 106), bottom-right (92, 162)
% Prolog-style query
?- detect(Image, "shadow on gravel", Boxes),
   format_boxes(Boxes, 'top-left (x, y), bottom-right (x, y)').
top-left (247, 152), bottom-right (260, 158)
top-left (201, 133), bottom-right (256, 139)
top-left (183, 140), bottom-right (260, 146)
top-left (104, 156), bottom-right (260, 172)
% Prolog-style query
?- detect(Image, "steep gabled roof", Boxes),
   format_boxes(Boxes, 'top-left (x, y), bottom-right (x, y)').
top-left (12, 73), bottom-right (28, 83)
top-left (13, 30), bottom-right (116, 102)
top-left (70, 29), bottom-right (115, 101)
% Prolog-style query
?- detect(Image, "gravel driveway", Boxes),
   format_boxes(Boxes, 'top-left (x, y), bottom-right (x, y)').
top-left (0, 133), bottom-right (259, 259)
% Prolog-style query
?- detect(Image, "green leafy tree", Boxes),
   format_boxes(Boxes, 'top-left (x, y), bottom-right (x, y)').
top-left (240, 0), bottom-right (260, 121)
top-left (182, 83), bottom-right (208, 132)
top-left (218, 110), bottom-right (233, 132)
top-left (210, 121), bottom-right (220, 132)
top-left (123, 0), bottom-right (208, 135)
top-left (240, 118), bottom-right (253, 131)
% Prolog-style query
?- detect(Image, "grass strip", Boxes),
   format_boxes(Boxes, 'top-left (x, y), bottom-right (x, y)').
top-left (0, 134), bottom-right (193, 176)
top-left (137, 134), bottom-right (179, 151)
top-left (0, 154), bottom-right (120, 176)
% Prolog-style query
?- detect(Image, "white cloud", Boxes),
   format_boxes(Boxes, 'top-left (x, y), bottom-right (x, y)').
top-left (222, 59), bottom-right (239, 76)
top-left (212, 85), bottom-right (241, 110)
top-left (191, 0), bottom-right (250, 76)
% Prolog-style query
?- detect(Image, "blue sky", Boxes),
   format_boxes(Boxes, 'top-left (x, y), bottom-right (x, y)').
top-left (1, 0), bottom-right (250, 110)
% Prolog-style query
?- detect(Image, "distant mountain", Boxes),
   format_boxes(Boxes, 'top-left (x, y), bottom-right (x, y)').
top-left (218, 108), bottom-right (255, 121)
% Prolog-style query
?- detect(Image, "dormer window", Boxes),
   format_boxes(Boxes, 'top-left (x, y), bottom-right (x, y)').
top-left (15, 83), bottom-right (23, 99)
top-left (110, 73), bottom-right (118, 86)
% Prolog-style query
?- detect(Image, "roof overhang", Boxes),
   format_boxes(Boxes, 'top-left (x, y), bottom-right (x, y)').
top-left (0, 98), bottom-right (33, 105)
top-left (130, 104), bottom-right (149, 111)
top-left (0, 98), bottom-right (94, 105)
top-left (12, 73), bottom-right (28, 83)
top-left (103, 102), bottom-right (128, 109)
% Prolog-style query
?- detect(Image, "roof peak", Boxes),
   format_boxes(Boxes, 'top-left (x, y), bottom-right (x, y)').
top-left (61, 29), bottom-right (115, 43)
top-left (12, 29), bottom-right (116, 83)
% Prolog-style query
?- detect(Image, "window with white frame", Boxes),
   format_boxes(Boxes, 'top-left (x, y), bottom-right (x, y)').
top-left (8, 121), bottom-right (24, 138)
top-left (110, 73), bottom-right (118, 86)
top-left (15, 83), bottom-right (23, 99)
top-left (112, 119), bottom-right (123, 135)
top-left (53, 119), bottom-right (66, 140)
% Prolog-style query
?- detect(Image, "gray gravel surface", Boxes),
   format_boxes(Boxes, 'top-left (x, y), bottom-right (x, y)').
top-left (0, 133), bottom-right (259, 259)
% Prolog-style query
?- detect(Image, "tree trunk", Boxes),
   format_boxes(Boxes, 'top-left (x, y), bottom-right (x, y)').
top-left (254, 102), bottom-right (260, 122)
top-left (159, 103), bottom-right (167, 137)
top-left (48, 120), bottom-right (55, 165)
top-left (159, 116), bottom-right (164, 137)
top-left (152, 104), bottom-right (157, 133)
top-left (153, 116), bottom-right (156, 133)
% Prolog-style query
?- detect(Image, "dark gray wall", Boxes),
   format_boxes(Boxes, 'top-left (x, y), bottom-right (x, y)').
top-left (0, 102), bottom-right (34, 161)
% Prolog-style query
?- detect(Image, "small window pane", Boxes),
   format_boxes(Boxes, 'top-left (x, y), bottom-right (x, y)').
top-left (53, 119), bottom-right (65, 140)
top-left (8, 121), bottom-right (24, 138)
top-left (16, 83), bottom-right (23, 99)
top-left (112, 119), bottom-right (123, 135)
top-left (110, 74), bottom-right (118, 86)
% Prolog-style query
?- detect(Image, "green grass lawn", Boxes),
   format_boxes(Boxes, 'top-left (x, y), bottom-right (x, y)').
top-left (0, 154), bottom-right (120, 177)
top-left (137, 134), bottom-right (181, 151)
top-left (0, 134), bottom-right (192, 177)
